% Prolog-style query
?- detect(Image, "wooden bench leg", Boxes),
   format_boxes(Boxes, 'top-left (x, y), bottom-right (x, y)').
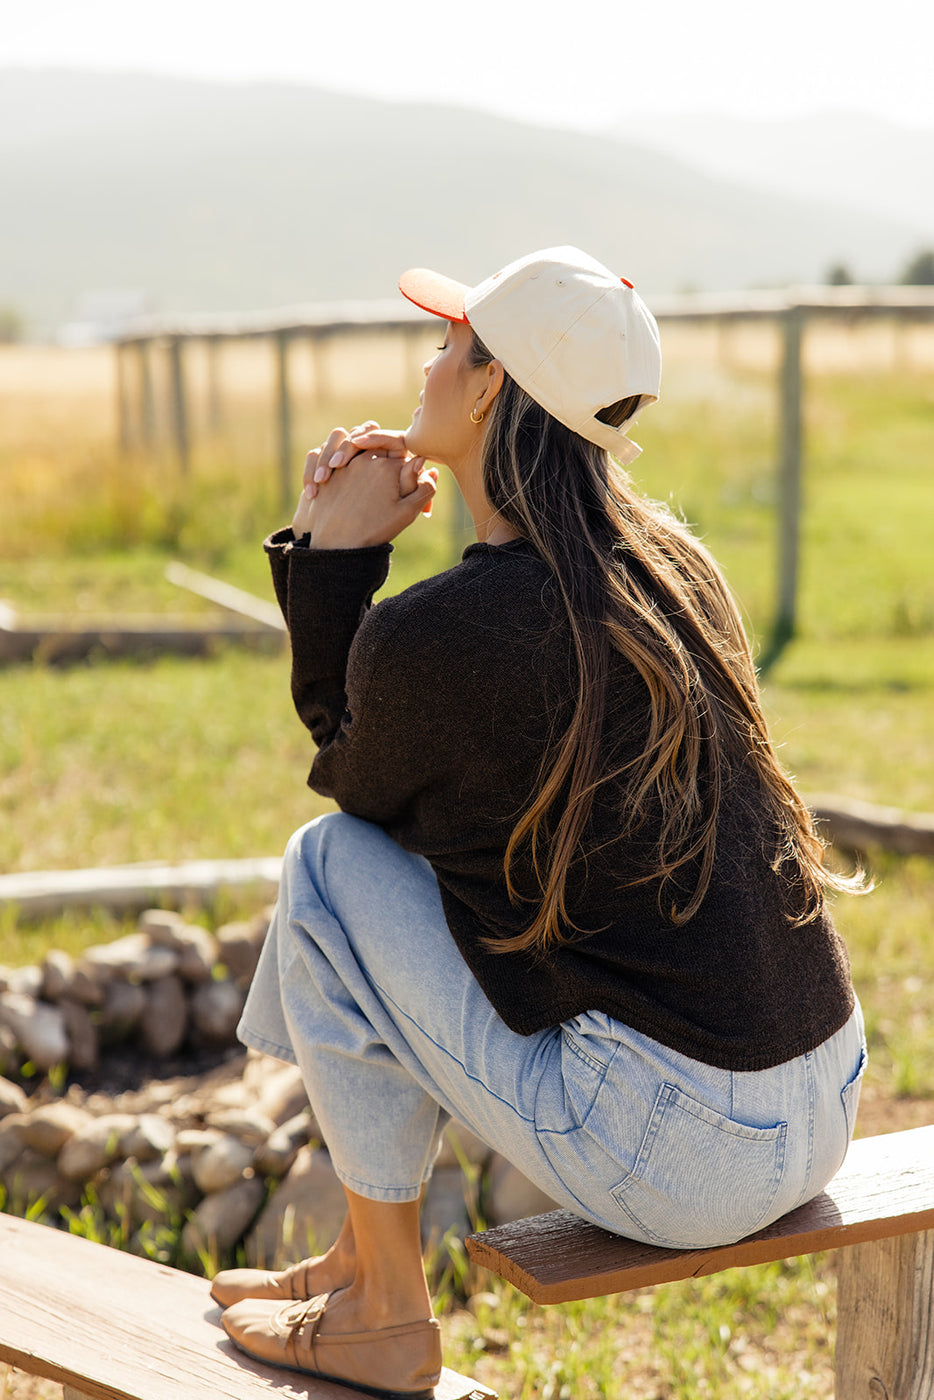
top-left (63, 1389), bottom-right (96, 1400)
top-left (835, 1228), bottom-right (934, 1399)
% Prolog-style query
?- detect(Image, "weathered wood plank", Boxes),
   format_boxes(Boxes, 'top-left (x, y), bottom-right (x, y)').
top-left (0, 620), bottom-right (282, 666)
top-left (835, 1228), bottom-right (934, 1400)
top-left (812, 794), bottom-right (934, 858)
top-left (164, 562), bottom-right (286, 631)
top-left (0, 1215), bottom-right (493, 1400)
top-left (0, 856), bottom-right (282, 918)
top-left (466, 1126), bottom-right (934, 1304)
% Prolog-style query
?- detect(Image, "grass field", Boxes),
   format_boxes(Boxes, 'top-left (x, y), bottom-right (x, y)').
top-left (1, 323), bottom-right (933, 1397)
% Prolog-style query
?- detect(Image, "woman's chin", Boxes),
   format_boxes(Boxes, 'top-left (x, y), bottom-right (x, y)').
top-left (404, 422), bottom-right (427, 457)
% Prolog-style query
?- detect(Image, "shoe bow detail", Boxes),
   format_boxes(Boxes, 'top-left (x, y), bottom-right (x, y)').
top-left (273, 1293), bottom-right (329, 1347)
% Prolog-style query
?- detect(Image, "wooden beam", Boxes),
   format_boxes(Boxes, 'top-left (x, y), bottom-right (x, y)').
top-left (275, 331), bottom-right (293, 511)
top-left (466, 1126), bottom-right (934, 1304)
top-left (138, 339), bottom-right (156, 449)
top-left (0, 1215), bottom-right (494, 1400)
top-left (835, 1228), bottom-right (934, 1399)
top-left (0, 856), bottom-right (284, 918)
top-left (813, 794), bottom-right (934, 858)
top-left (167, 336), bottom-right (190, 476)
top-left (116, 341), bottom-right (132, 452)
top-left (775, 305), bottom-right (804, 646)
top-left (165, 561), bottom-right (285, 631)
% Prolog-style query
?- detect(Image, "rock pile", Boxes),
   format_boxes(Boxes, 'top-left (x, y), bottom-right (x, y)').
top-left (0, 907), bottom-right (270, 1079)
top-left (0, 907), bottom-right (557, 1264)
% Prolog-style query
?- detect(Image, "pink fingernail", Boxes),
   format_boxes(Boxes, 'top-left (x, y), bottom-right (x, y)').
top-left (328, 451), bottom-right (344, 468)
top-left (314, 465), bottom-right (328, 482)
top-left (304, 483), bottom-right (314, 499)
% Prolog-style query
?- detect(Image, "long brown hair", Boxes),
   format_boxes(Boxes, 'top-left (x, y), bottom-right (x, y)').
top-left (467, 333), bottom-right (865, 956)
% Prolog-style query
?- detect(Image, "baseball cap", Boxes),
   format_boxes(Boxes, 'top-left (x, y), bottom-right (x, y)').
top-left (398, 246), bottom-right (661, 463)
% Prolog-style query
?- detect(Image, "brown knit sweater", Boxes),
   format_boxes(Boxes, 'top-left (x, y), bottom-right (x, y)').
top-left (266, 529), bottom-right (854, 1071)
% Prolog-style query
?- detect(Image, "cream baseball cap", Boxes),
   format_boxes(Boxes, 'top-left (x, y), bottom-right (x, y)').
top-left (398, 246), bottom-right (661, 463)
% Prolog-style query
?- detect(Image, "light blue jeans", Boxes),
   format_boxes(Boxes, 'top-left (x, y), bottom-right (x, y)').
top-left (239, 813), bottom-right (867, 1249)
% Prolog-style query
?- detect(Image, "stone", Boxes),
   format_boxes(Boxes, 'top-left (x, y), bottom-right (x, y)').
top-left (57, 1112), bottom-right (138, 1181)
top-left (0, 1021), bottom-right (19, 1077)
top-left (139, 974), bottom-right (188, 1057)
top-left (0, 1113), bottom-right (27, 1172)
top-left (40, 949), bottom-right (75, 1003)
top-left (2, 1146), bottom-right (84, 1214)
top-left (19, 1100), bottom-right (91, 1156)
top-left (206, 1106), bottom-right (277, 1144)
top-left (60, 997), bottom-right (99, 1072)
top-left (99, 1151), bottom-right (197, 1229)
top-left (121, 1113), bottom-right (176, 1163)
top-left (251, 1059), bottom-right (309, 1126)
top-left (67, 962), bottom-right (105, 1007)
top-left (98, 979), bottom-right (147, 1042)
top-left (189, 978), bottom-right (245, 1046)
top-left (190, 1134), bottom-right (255, 1194)
top-left (175, 1127), bottom-right (224, 1156)
top-left (485, 1155), bottom-right (560, 1226)
top-left (6, 966), bottom-right (42, 999)
top-left (215, 921), bottom-right (264, 989)
top-left (253, 1112), bottom-right (314, 1178)
top-left (182, 1174), bottom-right (266, 1258)
top-left (246, 1145), bottom-right (347, 1267)
top-left (78, 933), bottom-right (179, 984)
top-left (175, 925), bottom-right (219, 984)
top-left (422, 1164), bottom-right (475, 1248)
top-left (0, 991), bottom-right (69, 1070)
top-left (137, 909), bottom-right (187, 945)
top-left (0, 1074), bottom-right (28, 1119)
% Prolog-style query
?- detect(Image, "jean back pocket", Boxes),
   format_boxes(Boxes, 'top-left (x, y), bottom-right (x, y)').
top-left (611, 1082), bottom-right (787, 1249)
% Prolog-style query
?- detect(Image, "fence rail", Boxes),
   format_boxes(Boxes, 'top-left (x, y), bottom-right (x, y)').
top-left (114, 288), bottom-right (934, 663)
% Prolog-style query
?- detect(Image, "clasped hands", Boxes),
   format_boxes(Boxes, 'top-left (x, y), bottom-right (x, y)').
top-left (290, 421), bottom-right (438, 549)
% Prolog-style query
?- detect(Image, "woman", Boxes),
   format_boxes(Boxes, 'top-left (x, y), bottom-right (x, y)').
top-left (213, 248), bottom-right (866, 1399)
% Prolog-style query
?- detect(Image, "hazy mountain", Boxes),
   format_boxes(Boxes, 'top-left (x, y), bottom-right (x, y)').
top-left (0, 70), bottom-right (926, 334)
top-left (608, 110), bottom-right (934, 261)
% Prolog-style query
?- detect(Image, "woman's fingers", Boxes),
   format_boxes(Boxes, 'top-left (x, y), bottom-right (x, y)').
top-left (348, 428), bottom-right (407, 457)
top-left (297, 425), bottom-right (413, 514)
top-left (312, 422), bottom-right (397, 489)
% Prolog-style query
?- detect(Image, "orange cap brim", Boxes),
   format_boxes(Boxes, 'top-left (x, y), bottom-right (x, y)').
top-left (398, 268), bottom-right (471, 323)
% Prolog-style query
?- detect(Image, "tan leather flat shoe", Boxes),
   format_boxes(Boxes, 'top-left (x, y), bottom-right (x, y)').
top-left (210, 1256), bottom-right (325, 1308)
top-left (221, 1292), bottom-right (442, 1399)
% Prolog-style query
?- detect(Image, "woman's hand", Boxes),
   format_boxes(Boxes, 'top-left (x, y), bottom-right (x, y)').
top-left (291, 423), bottom-right (395, 537)
top-left (292, 433), bottom-right (436, 551)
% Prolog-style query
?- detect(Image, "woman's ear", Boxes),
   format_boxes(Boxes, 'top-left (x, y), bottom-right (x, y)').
top-left (477, 359), bottom-right (505, 415)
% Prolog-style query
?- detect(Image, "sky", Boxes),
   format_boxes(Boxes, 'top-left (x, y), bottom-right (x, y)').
top-left (3, 0), bottom-right (934, 132)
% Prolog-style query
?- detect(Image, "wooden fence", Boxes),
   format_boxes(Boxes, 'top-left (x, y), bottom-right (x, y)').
top-left (114, 287), bottom-right (934, 662)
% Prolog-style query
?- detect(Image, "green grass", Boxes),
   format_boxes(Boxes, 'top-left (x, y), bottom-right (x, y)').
top-left (1, 351), bottom-right (932, 1398)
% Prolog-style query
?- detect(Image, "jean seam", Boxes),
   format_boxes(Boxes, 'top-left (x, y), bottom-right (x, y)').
top-left (331, 1163), bottom-right (424, 1202)
top-left (804, 1049), bottom-right (816, 1196)
top-left (237, 1023), bottom-right (298, 1066)
top-left (562, 1031), bottom-right (609, 1076)
top-left (370, 976), bottom-right (537, 1127)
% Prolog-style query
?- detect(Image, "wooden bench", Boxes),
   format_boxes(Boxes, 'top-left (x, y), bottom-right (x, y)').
top-left (466, 1124), bottom-right (934, 1398)
top-left (0, 1213), bottom-right (495, 1400)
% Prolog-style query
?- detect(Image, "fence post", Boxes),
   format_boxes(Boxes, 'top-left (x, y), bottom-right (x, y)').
top-left (167, 336), bottom-right (190, 476)
top-left (206, 337), bottom-right (224, 435)
top-left (136, 340), bottom-right (156, 450)
top-left (772, 305), bottom-right (804, 654)
top-left (115, 342), bottom-right (132, 453)
top-left (275, 331), bottom-right (293, 511)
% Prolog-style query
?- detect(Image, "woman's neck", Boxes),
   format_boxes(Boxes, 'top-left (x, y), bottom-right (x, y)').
top-left (480, 515), bottom-right (522, 546)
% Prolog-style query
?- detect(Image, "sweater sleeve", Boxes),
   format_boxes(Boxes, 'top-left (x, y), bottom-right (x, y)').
top-left (268, 536), bottom-right (552, 849)
top-left (264, 531), bottom-right (392, 750)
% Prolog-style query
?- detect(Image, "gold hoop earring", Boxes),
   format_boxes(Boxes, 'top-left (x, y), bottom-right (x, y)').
top-left (470, 407), bottom-right (485, 424)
